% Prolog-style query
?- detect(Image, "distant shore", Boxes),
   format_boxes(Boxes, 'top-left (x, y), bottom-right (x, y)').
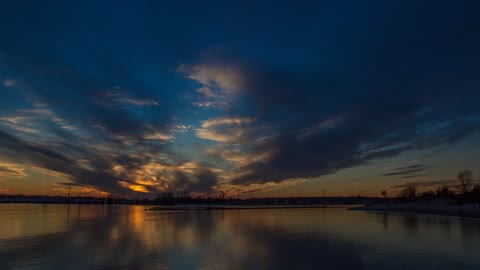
top-left (350, 200), bottom-right (480, 219)
top-left (147, 205), bottom-right (332, 211)
top-left (0, 194), bottom-right (377, 205)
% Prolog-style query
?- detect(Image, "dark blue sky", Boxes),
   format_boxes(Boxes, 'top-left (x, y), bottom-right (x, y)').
top-left (0, 0), bottom-right (479, 197)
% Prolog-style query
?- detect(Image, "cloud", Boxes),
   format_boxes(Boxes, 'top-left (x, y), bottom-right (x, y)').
top-left (196, 87), bottom-right (217, 98)
top-left (296, 116), bottom-right (344, 140)
top-left (179, 64), bottom-right (243, 93)
top-left (381, 164), bottom-right (434, 177)
top-left (0, 109), bottom-right (84, 139)
top-left (56, 182), bottom-right (85, 187)
top-left (195, 126), bottom-right (245, 142)
top-left (206, 147), bottom-right (272, 167)
top-left (0, 162), bottom-right (27, 178)
top-left (144, 132), bottom-right (173, 141)
top-left (392, 164), bottom-right (426, 171)
top-left (225, 63), bottom-right (479, 186)
top-left (190, 63), bottom-right (479, 189)
top-left (220, 177), bottom-right (307, 197)
top-left (2, 79), bottom-right (15, 87)
top-left (178, 64), bottom-right (244, 109)
top-left (118, 98), bottom-right (159, 106)
top-left (201, 117), bottom-right (254, 129)
top-left (96, 90), bottom-right (160, 107)
top-left (0, 125), bottom-right (216, 196)
top-left (141, 124), bottom-right (191, 142)
top-left (118, 181), bottom-right (150, 193)
top-left (212, 3), bottom-right (480, 186)
top-left (400, 174), bottom-right (429, 179)
top-left (196, 116), bottom-right (256, 143)
top-left (109, 160), bottom-right (220, 195)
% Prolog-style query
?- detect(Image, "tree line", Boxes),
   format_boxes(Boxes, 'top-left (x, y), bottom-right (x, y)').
top-left (391, 170), bottom-right (480, 203)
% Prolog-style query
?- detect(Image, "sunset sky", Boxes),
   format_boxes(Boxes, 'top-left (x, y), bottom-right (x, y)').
top-left (0, 1), bottom-right (479, 198)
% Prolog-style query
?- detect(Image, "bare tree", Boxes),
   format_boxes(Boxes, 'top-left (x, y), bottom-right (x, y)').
top-left (435, 185), bottom-right (455, 198)
top-left (219, 189), bottom-right (226, 200)
top-left (400, 184), bottom-right (417, 199)
top-left (457, 170), bottom-right (473, 194)
top-left (420, 191), bottom-right (435, 198)
top-left (381, 190), bottom-right (388, 199)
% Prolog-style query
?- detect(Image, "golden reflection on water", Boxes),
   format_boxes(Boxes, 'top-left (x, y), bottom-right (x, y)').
top-left (1, 204), bottom-right (480, 269)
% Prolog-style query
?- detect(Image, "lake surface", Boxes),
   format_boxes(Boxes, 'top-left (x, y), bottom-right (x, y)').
top-left (1, 204), bottom-right (480, 269)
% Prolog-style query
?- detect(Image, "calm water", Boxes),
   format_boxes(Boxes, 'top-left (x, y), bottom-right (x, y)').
top-left (1, 204), bottom-right (480, 269)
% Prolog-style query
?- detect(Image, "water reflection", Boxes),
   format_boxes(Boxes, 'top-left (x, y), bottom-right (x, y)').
top-left (0, 205), bottom-right (480, 269)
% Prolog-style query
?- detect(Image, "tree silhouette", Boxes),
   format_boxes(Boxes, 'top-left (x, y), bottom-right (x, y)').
top-left (435, 185), bottom-right (455, 198)
top-left (219, 189), bottom-right (226, 200)
top-left (457, 170), bottom-right (473, 194)
top-left (400, 184), bottom-right (417, 199)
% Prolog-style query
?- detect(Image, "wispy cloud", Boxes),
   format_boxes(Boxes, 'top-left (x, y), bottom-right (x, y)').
top-left (2, 78), bottom-right (15, 87)
top-left (119, 98), bottom-right (159, 106)
top-left (381, 164), bottom-right (434, 177)
top-left (0, 162), bottom-right (26, 178)
top-left (179, 64), bottom-right (243, 93)
top-left (196, 116), bottom-right (256, 143)
top-left (144, 132), bottom-right (173, 141)
top-left (206, 147), bottom-right (272, 167)
top-left (296, 116), bottom-right (344, 140)
top-left (97, 90), bottom-right (159, 107)
top-left (400, 174), bottom-right (429, 179)
top-left (178, 64), bottom-right (244, 109)
top-left (219, 177), bottom-right (306, 197)
top-left (201, 117), bottom-right (254, 128)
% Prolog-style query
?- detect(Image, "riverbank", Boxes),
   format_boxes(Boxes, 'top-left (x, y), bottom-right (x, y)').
top-left (350, 199), bottom-right (480, 218)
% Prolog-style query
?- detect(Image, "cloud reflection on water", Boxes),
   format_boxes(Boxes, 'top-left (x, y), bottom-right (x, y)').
top-left (0, 205), bottom-right (480, 269)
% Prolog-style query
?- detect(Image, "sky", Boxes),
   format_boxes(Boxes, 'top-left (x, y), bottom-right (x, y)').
top-left (0, 0), bottom-right (479, 198)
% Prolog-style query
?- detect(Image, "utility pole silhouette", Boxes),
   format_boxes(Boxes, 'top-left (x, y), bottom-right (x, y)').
top-left (66, 183), bottom-right (71, 204)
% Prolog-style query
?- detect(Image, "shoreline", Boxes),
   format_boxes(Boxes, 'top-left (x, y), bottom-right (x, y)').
top-left (147, 205), bottom-right (332, 211)
top-left (350, 202), bottom-right (480, 219)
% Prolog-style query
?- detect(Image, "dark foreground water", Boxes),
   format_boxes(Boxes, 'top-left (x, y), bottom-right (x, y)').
top-left (1, 204), bottom-right (480, 269)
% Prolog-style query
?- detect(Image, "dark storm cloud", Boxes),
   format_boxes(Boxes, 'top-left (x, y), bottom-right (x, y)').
top-left (0, 2), bottom-right (182, 141)
top-left (0, 130), bottom-right (74, 169)
top-left (229, 1), bottom-right (480, 185)
top-left (156, 168), bottom-right (219, 195)
top-left (0, 1), bottom-right (216, 195)
top-left (189, 168), bottom-right (219, 194)
top-left (0, 129), bottom-right (137, 194)
top-left (230, 108), bottom-right (477, 185)
top-left (0, 125), bottom-right (220, 195)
